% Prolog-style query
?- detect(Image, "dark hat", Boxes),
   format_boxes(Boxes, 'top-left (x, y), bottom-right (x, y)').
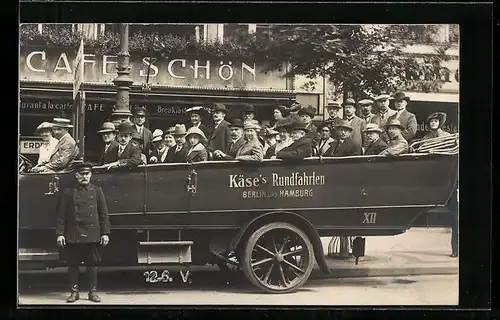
top-left (132, 106), bottom-right (147, 116)
top-left (97, 122), bottom-right (117, 134)
top-left (289, 102), bottom-right (303, 113)
top-left (117, 121), bottom-right (137, 134)
top-left (426, 112), bottom-right (447, 127)
top-left (74, 162), bottom-right (93, 173)
top-left (288, 121), bottom-right (310, 133)
top-left (385, 118), bottom-right (404, 130)
top-left (131, 132), bottom-right (143, 143)
top-left (242, 104), bottom-right (256, 114)
top-left (316, 122), bottom-right (332, 132)
top-left (212, 103), bottom-right (228, 114)
top-left (325, 102), bottom-right (342, 109)
top-left (51, 117), bottom-right (74, 128)
top-left (342, 98), bottom-right (357, 107)
top-left (186, 106), bottom-right (206, 115)
top-left (298, 105), bottom-right (316, 117)
top-left (335, 120), bottom-right (354, 131)
top-left (229, 118), bottom-right (245, 128)
top-left (274, 105), bottom-right (290, 117)
top-left (392, 91), bottom-right (410, 102)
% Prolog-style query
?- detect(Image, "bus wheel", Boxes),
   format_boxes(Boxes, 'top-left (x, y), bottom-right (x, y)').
top-left (241, 222), bottom-right (314, 294)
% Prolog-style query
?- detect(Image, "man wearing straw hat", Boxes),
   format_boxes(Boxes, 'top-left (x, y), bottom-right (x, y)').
top-left (166, 124), bottom-right (190, 163)
top-left (277, 121), bottom-right (313, 160)
top-left (56, 162), bottom-right (110, 303)
top-left (213, 118), bottom-right (246, 160)
top-left (96, 122), bottom-right (119, 165)
top-left (186, 106), bottom-right (211, 138)
top-left (31, 118), bottom-right (79, 173)
top-left (379, 119), bottom-right (409, 156)
top-left (322, 102), bottom-right (344, 140)
top-left (325, 120), bottom-right (362, 157)
top-left (149, 129), bottom-right (169, 164)
top-left (235, 121), bottom-right (264, 163)
top-left (363, 123), bottom-right (388, 156)
top-left (32, 122), bottom-right (58, 169)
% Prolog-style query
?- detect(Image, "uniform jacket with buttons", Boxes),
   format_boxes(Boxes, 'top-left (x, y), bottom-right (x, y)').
top-left (56, 183), bottom-right (110, 244)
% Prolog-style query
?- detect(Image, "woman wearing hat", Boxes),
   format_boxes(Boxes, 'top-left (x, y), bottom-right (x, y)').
top-left (379, 119), bottom-right (409, 156)
top-left (185, 127), bottom-right (208, 163)
top-left (186, 106), bottom-right (211, 138)
top-left (33, 122), bottom-right (58, 168)
top-left (422, 112), bottom-right (451, 140)
top-left (269, 123), bottom-right (295, 159)
top-left (363, 123), bottom-right (388, 155)
top-left (235, 122), bottom-right (264, 162)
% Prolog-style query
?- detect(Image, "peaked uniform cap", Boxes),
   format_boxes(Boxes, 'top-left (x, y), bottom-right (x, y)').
top-left (74, 162), bottom-right (93, 173)
top-left (326, 102), bottom-right (342, 109)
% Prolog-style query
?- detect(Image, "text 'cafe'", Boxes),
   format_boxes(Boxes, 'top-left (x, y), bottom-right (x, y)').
top-left (19, 47), bottom-right (301, 162)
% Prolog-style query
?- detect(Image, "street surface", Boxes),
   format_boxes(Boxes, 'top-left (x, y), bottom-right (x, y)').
top-left (18, 270), bottom-right (458, 306)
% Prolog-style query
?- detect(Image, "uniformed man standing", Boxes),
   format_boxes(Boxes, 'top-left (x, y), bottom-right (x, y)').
top-left (56, 162), bottom-right (110, 303)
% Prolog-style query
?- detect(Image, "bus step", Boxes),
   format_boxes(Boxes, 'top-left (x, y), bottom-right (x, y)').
top-left (137, 241), bottom-right (193, 264)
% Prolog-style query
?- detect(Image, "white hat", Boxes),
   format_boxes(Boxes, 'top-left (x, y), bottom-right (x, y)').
top-left (152, 129), bottom-right (164, 142)
top-left (374, 94), bottom-right (391, 101)
top-left (36, 122), bottom-right (54, 133)
top-left (51, 117), bottom-right (74, 128)
top-left (185, 126), bottom-right (208, 145)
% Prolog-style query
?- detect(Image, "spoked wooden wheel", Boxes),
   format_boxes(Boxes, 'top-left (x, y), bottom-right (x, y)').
top-left (242, 222), bottom-right (314, 294)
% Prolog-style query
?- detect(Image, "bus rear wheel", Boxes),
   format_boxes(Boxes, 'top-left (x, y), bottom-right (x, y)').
top-left (241, 222), bottom-right (314, 294)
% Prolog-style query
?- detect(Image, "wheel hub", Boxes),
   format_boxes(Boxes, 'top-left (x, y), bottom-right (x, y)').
top-left (275, 254), bottom-right (284, 262)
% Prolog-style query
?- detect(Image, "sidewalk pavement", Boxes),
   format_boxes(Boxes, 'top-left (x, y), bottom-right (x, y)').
top-left (313, 227), bottom-right (458, 279)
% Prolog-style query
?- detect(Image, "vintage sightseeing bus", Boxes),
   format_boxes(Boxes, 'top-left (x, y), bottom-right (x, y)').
top-left (18, 135), bottom-right (458, 294)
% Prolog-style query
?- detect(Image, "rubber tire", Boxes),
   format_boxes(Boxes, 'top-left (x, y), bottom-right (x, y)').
top-left (241, 222), bottom-right (314, 294)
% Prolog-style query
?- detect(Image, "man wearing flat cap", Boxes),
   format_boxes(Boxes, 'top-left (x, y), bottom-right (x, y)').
top-left (358, 99), bottom-right (375, 124)
top-left (277, 121), bottom-right (313, 160)
top-left (342, 98), bottom-right (366, 148)
top-left (388, 91), bottom-right (417, 142)
top-left (363, 124), bottom-right (388, 156)
top-left (132, 106), bottom-right (153, 156)
top-left (208, 103), bottom-right (231, 156)
top-left (370, 94), bottom-right (396, 143)
top-left (186, 106), bottom-right (211, 138)
top-left (102, 121), bottom-right (142, 170)
top-left (97, 122), bottom-right (119, 165)
top-left (31, 118), bottom-right (79, 173)
top-left (322, 102), bottom-right (344, 140)
top-left (56, 162), bottom-right (110, 303)
top-left (325, 120), bottom-right (362, 157)
top-left (213, 118), bottom-right (246, 160)
top-left (379, 119), bottom-right (409, 156)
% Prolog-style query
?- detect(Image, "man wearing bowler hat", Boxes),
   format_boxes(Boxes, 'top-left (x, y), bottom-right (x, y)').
top-left (379, 119), bottom-right (409, 156)
top-left (132, 106), bottom-right (153, 155)
top-left (277, 121), bottom-right (313, 160)
top-left (102, 121), bottom-right (142, 170)
top-left (370, 94), bottom-right (396, 143)
top-left (325, 120), bottom-right (362, 157)
top-left (166, 124), bottom-right (190, 163)
top-left (342, 98), bottom-right (366, 148)
top-left (97, 122), bottom-right (119, 165)
top-left (363, 123), bottom-right (388, 155)
top-left (186, 106), bottom-right (211, 138)
top-left (213, 118), bottom-right (246, 160)
top-left (242, 103), bottom-right (258, 125)
top-left (56, 162), bottom-right (110, 303)
top-left (298, 105), bottom-right (320, 146)
top-left (208, 103), bottom-right (231, 156)
top-left (388, 91), bottom-right (417, 142)
top-left (31, 118), bottom-right (79, 173)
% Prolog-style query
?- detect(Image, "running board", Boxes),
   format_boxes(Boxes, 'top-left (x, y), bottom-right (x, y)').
top-left (19, 248), bottom-right (59, 261)
top-left (137, 241), bottom-right (193, 264)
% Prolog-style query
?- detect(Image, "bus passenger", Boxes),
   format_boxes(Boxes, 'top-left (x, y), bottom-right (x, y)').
top-left (370, 94), bottom-right (396, 143)
top-left (130, 133), bottom-right (148, 165)
top-left (96, 122), bottom-right (118, 165)
top-left (149, 129), bottom-right (169, 164)
top-left (379, 119), bottom-right (409, 156)
top-left (342, 98), bottom-right (366, 148)
top-left (270, 124), bottom-right (294, 159)
top-left (166, 124), bottom-right (190, 163)
top-left (131, 107), bottom-right (153, 156)
top-left (388, 92), bottom-right (417, 142)
top-left (270, 105), bottom-right (289, 129)
top-left (33, 122), bottom-right (58, 169)
top-left (164, 127), bottom-right (177, 149)
top-left (185, 127), bottom-right (208, 163)
top-left (213, 118), bottom-right (245, 160)
top-left (315, 123), bottom-right (335, 156)
top-left (235, 122), bottom-right (264, 163)
top-left (102, 121), bottom-right (142, 170)
top-left (242, 104), bottom-right (258, 125)
top-left (363, 124), bottom-right (388, 156)
top-left (186, 106), bottom-right (211, 138)
top-left (422, 112), bottom-right (451, 140)
top-left (31, 118), bottom-right (79, 173)
top-left (263, 128), bottom-right (280, 159)
top-left (322, 102), bottom-right (343, 139)
top-left (276, 122), bottom-right (313, 160)
top-left (208, 103), bottom-right (231, 156)
top-left (298, 105), bottom-right (320, 147)
top-left (325, 121), bottom-right (362, 157)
